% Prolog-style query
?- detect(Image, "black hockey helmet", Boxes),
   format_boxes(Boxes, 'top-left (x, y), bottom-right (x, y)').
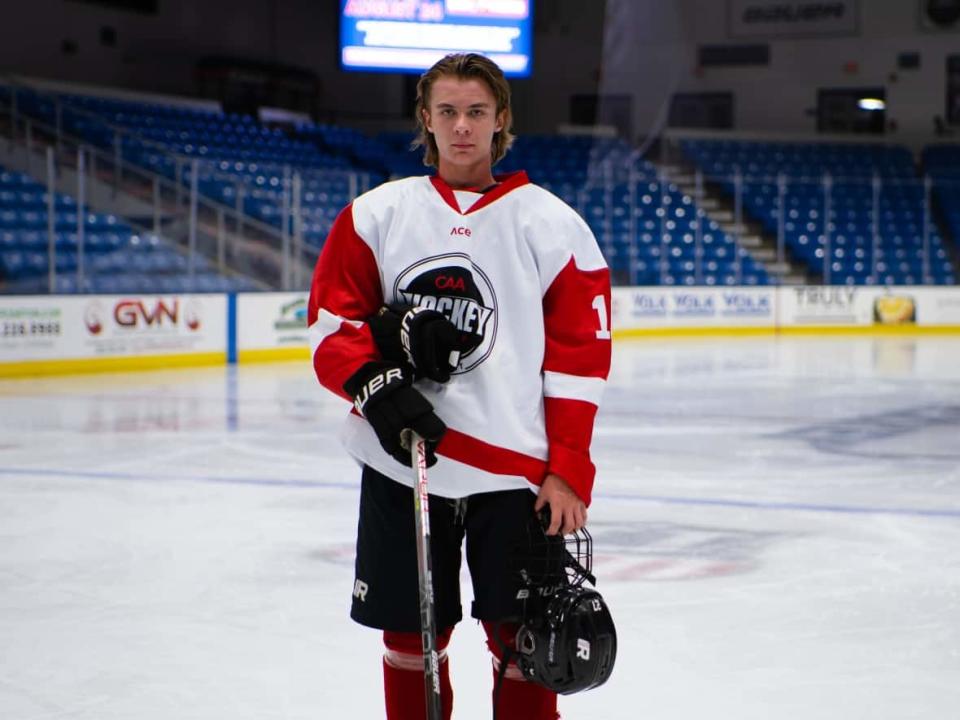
top-left (515, 584), bottom-right (617, 695)
top-left (510, 509), bottom-right (617, 695)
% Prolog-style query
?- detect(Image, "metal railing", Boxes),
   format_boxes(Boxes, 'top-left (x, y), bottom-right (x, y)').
top-left (705, 169), bottom-right (954, 286)
top-left (565, 148), bottom-right (958, 287)
top-left (4, 79), bottom-right (956, 290)
top-left (1, 81), bottom-right (374, 293)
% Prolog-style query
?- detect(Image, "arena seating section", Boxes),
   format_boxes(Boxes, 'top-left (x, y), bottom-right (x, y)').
top-left (680, 139), bottom-right (956, 285)
top-left (1, 84), bottom-right (957, 291)
top-left (922, 144), bottom-right (960, 257)
top-left (0, 163), bottom-right (258, 294)
top-left (59, 93), bottom-right (365, 251)
top-left (496, 136), bottom-right (769, 286)
top-left (2, 87), bottom-right (772, 288)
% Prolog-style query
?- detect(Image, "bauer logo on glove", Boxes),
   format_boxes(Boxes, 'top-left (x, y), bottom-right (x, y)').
top-left (343, 361), bottom-right (446, 467)
top-left (352, 366), bottom-right (405, 415)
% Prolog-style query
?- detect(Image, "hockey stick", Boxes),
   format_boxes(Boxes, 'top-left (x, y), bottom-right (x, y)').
top-left (405, 430), bottom-right (444, 720)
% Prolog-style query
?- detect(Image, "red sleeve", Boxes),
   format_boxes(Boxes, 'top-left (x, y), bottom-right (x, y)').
top-left (541, 258), bottom-right (612, 506)
top-left (307, 204), bottom-right (384, 401)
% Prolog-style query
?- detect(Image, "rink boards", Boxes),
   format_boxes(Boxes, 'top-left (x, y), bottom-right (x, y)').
top-left (610, 285), bottom-right (960, 336)
top-left (2, 286), bottom-right (959, 376)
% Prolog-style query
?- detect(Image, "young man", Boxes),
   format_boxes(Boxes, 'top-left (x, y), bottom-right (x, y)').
top-left (307, 53), bottom-right (611, 719)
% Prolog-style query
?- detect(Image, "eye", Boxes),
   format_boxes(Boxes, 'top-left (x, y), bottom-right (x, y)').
top-left (470, 108), bottom-right (486, 117)
top-left (440, 108), bottom-right (455, 116)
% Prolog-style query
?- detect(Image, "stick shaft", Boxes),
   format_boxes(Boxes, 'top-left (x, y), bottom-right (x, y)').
top-left (411, 434), bottom-right (443, 719)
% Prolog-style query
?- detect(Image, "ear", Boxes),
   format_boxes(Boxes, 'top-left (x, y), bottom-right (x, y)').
top-left (422, 108), bottom-right (433, 133)
top-left (495, 109), bottom-right (506, 133)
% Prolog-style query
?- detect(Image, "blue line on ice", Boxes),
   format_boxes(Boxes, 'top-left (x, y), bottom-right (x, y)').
top-left (2, 467), bottom-right (959, 519)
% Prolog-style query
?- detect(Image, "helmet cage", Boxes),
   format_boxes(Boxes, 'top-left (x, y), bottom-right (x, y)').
top-left (513, 514), bottom-right (596, 594)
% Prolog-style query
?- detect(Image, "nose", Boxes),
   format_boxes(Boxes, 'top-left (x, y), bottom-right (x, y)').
top-left (454, 113), bottom-right (470, 135)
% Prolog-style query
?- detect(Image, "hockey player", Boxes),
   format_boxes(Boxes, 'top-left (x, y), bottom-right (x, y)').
top-left (307, 53), bottom-right (612, 719)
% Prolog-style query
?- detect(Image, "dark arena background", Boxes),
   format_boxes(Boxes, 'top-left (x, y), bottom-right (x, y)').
top-left (1, 1), bottom-right (958, 718)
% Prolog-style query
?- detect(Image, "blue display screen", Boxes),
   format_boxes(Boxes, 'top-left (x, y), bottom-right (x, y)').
top-left (340, 0), bottom-right (532, 77)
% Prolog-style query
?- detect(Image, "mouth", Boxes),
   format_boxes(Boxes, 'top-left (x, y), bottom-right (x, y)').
top-left (452, 143), bottom-right (474, 150)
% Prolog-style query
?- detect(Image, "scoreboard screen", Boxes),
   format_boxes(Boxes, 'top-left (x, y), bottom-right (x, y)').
top-left (339, 0), bottom-right (533, 77)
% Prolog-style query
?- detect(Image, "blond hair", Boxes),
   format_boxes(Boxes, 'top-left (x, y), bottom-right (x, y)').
top-left (412, 53), bottom-right (515, 168)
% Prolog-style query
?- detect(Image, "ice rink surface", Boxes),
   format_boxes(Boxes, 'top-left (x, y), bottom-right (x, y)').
top-left (1, 335), bottom-right (959, 719)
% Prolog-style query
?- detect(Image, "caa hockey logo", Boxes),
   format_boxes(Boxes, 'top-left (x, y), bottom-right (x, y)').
top-left (393, 252), bottom-right (498, 374)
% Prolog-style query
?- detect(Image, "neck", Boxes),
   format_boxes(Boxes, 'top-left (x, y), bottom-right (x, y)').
top-left (437, 159), bottom-right (495, 190)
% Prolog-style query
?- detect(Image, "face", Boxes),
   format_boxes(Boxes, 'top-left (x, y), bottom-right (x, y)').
top-left (423, 75), bottom-right (505, 180)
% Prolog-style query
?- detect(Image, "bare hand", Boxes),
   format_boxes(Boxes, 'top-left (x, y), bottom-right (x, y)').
top-left (534, 473), bottom-right (587, 535)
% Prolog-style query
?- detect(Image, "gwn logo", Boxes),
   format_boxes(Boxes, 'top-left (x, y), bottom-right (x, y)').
top-left (114, 299), bottom-right (179, 328)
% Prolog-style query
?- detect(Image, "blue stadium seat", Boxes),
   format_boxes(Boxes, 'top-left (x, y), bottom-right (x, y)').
top-left (681, 139), bottom-right (955, 286)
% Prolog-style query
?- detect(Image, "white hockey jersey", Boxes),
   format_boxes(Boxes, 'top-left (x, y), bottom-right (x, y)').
top-left (307, 171), bottom-right (611, 504)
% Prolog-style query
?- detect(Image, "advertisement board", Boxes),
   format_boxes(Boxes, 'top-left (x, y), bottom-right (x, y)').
top-left (3, 286), bottom-right (959, 377)
top-left (613, 286), bottom-right (960, 334)
top-left (0, 295), bottom-right (226, 376)
top-left (779, 285), bottom-right (875, 327)
top-left (612, 286), bottom-right (777, 333)
top-left (235, 292), bottom-right (310, 361)
top-left (779, 286), bottom-right (960, 330)
top-left (727, 0), bottom-right (859, 38)
top-left (887, 286), bottom-right (960, 326)
top-left (0, 296), bottom-right (67, 361)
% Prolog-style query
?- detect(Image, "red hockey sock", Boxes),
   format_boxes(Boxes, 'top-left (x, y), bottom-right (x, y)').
top-left (483, 621), bottom-right (559, 720)
top-left (382, 628), bottom-right (454, 720)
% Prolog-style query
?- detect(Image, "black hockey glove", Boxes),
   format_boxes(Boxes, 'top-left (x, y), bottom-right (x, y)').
top-left (343, 361), bottom-right (446, 467)
top-left (368, 303), bottom-right (467, 384)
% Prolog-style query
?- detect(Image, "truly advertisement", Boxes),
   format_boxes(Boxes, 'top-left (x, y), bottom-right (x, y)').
top-left (612, 287), bottom-right (775, 328)
top-left (781, 286), bottom-right (960, 328)
top-left (781, 286), bottom-right (873, 326)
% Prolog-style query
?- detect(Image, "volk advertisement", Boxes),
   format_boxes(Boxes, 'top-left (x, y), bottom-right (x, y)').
top-left (612, 287), bottom-right (776, 329)
top-left (0, 295), bottom-right (225, 364)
